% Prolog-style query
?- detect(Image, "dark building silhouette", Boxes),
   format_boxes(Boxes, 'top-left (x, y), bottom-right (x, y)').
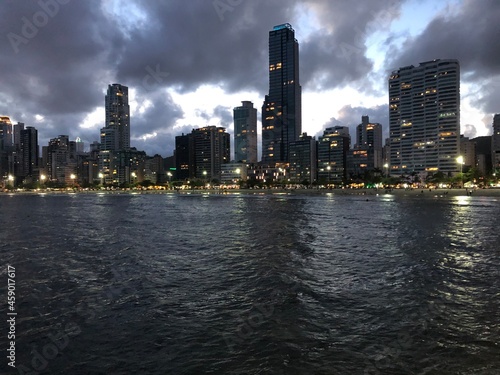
top-left (20, 126), bottom-right (39, 180)
top-left (471, 135), bottom-right (492, 175)
top-left (318, 126), bottom-right (350, 185)
top-left (234, 101), bottom-right (257, 163)
top-left (192, 126), bottom-right (230, 180)
top-left (262, 23), bottom-right (301, 164)
top-left (493, 114), bottom-right (500, 172)
top-left (175, 133), bottom-right (194, 180)
top-left (351, 116), bottom-right (383, 177)
top-left (175, 127), bottom-right (230, 181)
top-left (99, 83), bottom-right (131, 184)
top-left (289, 133), bottom-right (317, 184)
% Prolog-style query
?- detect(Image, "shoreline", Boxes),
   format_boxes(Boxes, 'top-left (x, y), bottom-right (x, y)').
top-left (2, 187), bottom-right (500, 198)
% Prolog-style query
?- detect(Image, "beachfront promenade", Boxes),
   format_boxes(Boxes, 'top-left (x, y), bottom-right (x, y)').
top-left (2, 187), bottom-right (500, 198)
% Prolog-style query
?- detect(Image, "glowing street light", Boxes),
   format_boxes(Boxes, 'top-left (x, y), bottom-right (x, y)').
top-left (456, 155), bottom-right (464, 188)
top-left (326, 165), bottom-right (331, 185)
top-left (70, 173), bottom-right (76, 188)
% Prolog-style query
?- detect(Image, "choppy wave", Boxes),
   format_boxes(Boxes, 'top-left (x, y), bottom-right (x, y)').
top-left (1, 193), bottom-right (499, 374)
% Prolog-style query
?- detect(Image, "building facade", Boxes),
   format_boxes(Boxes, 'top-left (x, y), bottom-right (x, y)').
top-left (20, 126), bottom-right (39, 181)
top-left (289, 133), bottom-right (317, 184)
top-left (174, 127), bottom-right (230, 181)
top-left (192, 126), bottom-right (230, 181)
top-left (493, 114), bottom-right (500, 173)
top-left (472, 136), bottom-right (492, 176)
top-left (351, 115), bottom-right (383, 177)
top-left (0, 116), bottom-right (13, 180)
top-left (104, 83), bottom-right (130, 150)
top-left (459, 135), bottom-right (476, 169)
top-left (175, 133), bottom-right (195, 180)
top-left (234, 101), bottom-right (257, 163)
top-left (99, 83), bottom-right (131, 184)
top-left (389, 59), bottom-right (460, 176)
top-left (262, 23), bottom-right (301, 165)
top-left (318, 126), bottom-right (350, 185)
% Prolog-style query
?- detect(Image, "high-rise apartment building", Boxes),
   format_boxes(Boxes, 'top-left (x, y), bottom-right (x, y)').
top-left (20, 126), bottom-right (39, 179)
top-left (13, 122), bottom-right (24, 150)
top-left (289, 133), bottom-right (317, 184)
top-left (318, 126), bottom-right (350, 184)
top-left (104, 83), bottom-right (130, 151)
top-left (175, 127), bottom-right (230, 181)
top-left (175, 133), bottom-right (194, 180)
top-left (0, 116), bottom-right (13, 151)
top-left (99, 83), bottom-right (131, 184)
top-left (234, 101), bottom-right (257, 163)
top-left (389, 59), bottom-right (460, 175)
top-left (262, 23), bottom-right (301, 164)
top-left (492, 114), bottom-right (500, 172)
top-left (192, 126), bottom-right (230, 181)
top-left (0, 116), bottom-right (13, 179)
top-left (44, 135), bottom-right (70, 184)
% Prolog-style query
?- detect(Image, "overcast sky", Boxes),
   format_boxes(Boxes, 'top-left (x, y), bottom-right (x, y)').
top-left (1, 0), bottom-right (499, 158)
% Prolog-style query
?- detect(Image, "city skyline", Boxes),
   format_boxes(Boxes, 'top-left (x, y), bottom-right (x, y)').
top-left (1, 0), bottom-right (499, 157)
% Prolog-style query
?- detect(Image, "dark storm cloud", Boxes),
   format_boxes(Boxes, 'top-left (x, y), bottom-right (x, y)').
top-left (114, 0), bottom-right (404, 94)
top-left (300, 0), bottom-right (401, 91)
top-left (3, 0), bottom-right (497, 157)
top-left (130, 90), bottom-right (184, 156)
top-left (0, 0), bottom-right (403, 156)
top-left (0, 0), bottom-right (121, 114)
top-left (386, 0), bottom-right (500, 114)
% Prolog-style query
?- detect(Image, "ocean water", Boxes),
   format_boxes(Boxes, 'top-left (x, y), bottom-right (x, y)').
top-left (1, 192), bottom-right (499, 374)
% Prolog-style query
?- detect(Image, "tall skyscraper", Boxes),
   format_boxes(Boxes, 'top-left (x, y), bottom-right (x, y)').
top-left (20, 126), bottom-right (39, 179)
top-left (104, 83), bottom-right (130, 151)
top-left (318, 126), bottom-right (350, 184)
top-left (175, 132), bottom-right (194, 180)
top-left (389, 59), bottom-right (460, 175)
top-left (0, 116), bottom-right (13, 179)
top-left (99, 83), bottom-right (131, 184)
top-left (0, 116), bottom-right (13, 151)
top-left (13, 122), bottom-right (25, 150)
top-left (492, 114), bottom-right (500, 172)
top-left (233, 101), bottom-right (257, 163)
top-left (262, 23), bottom-right (301, 165)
